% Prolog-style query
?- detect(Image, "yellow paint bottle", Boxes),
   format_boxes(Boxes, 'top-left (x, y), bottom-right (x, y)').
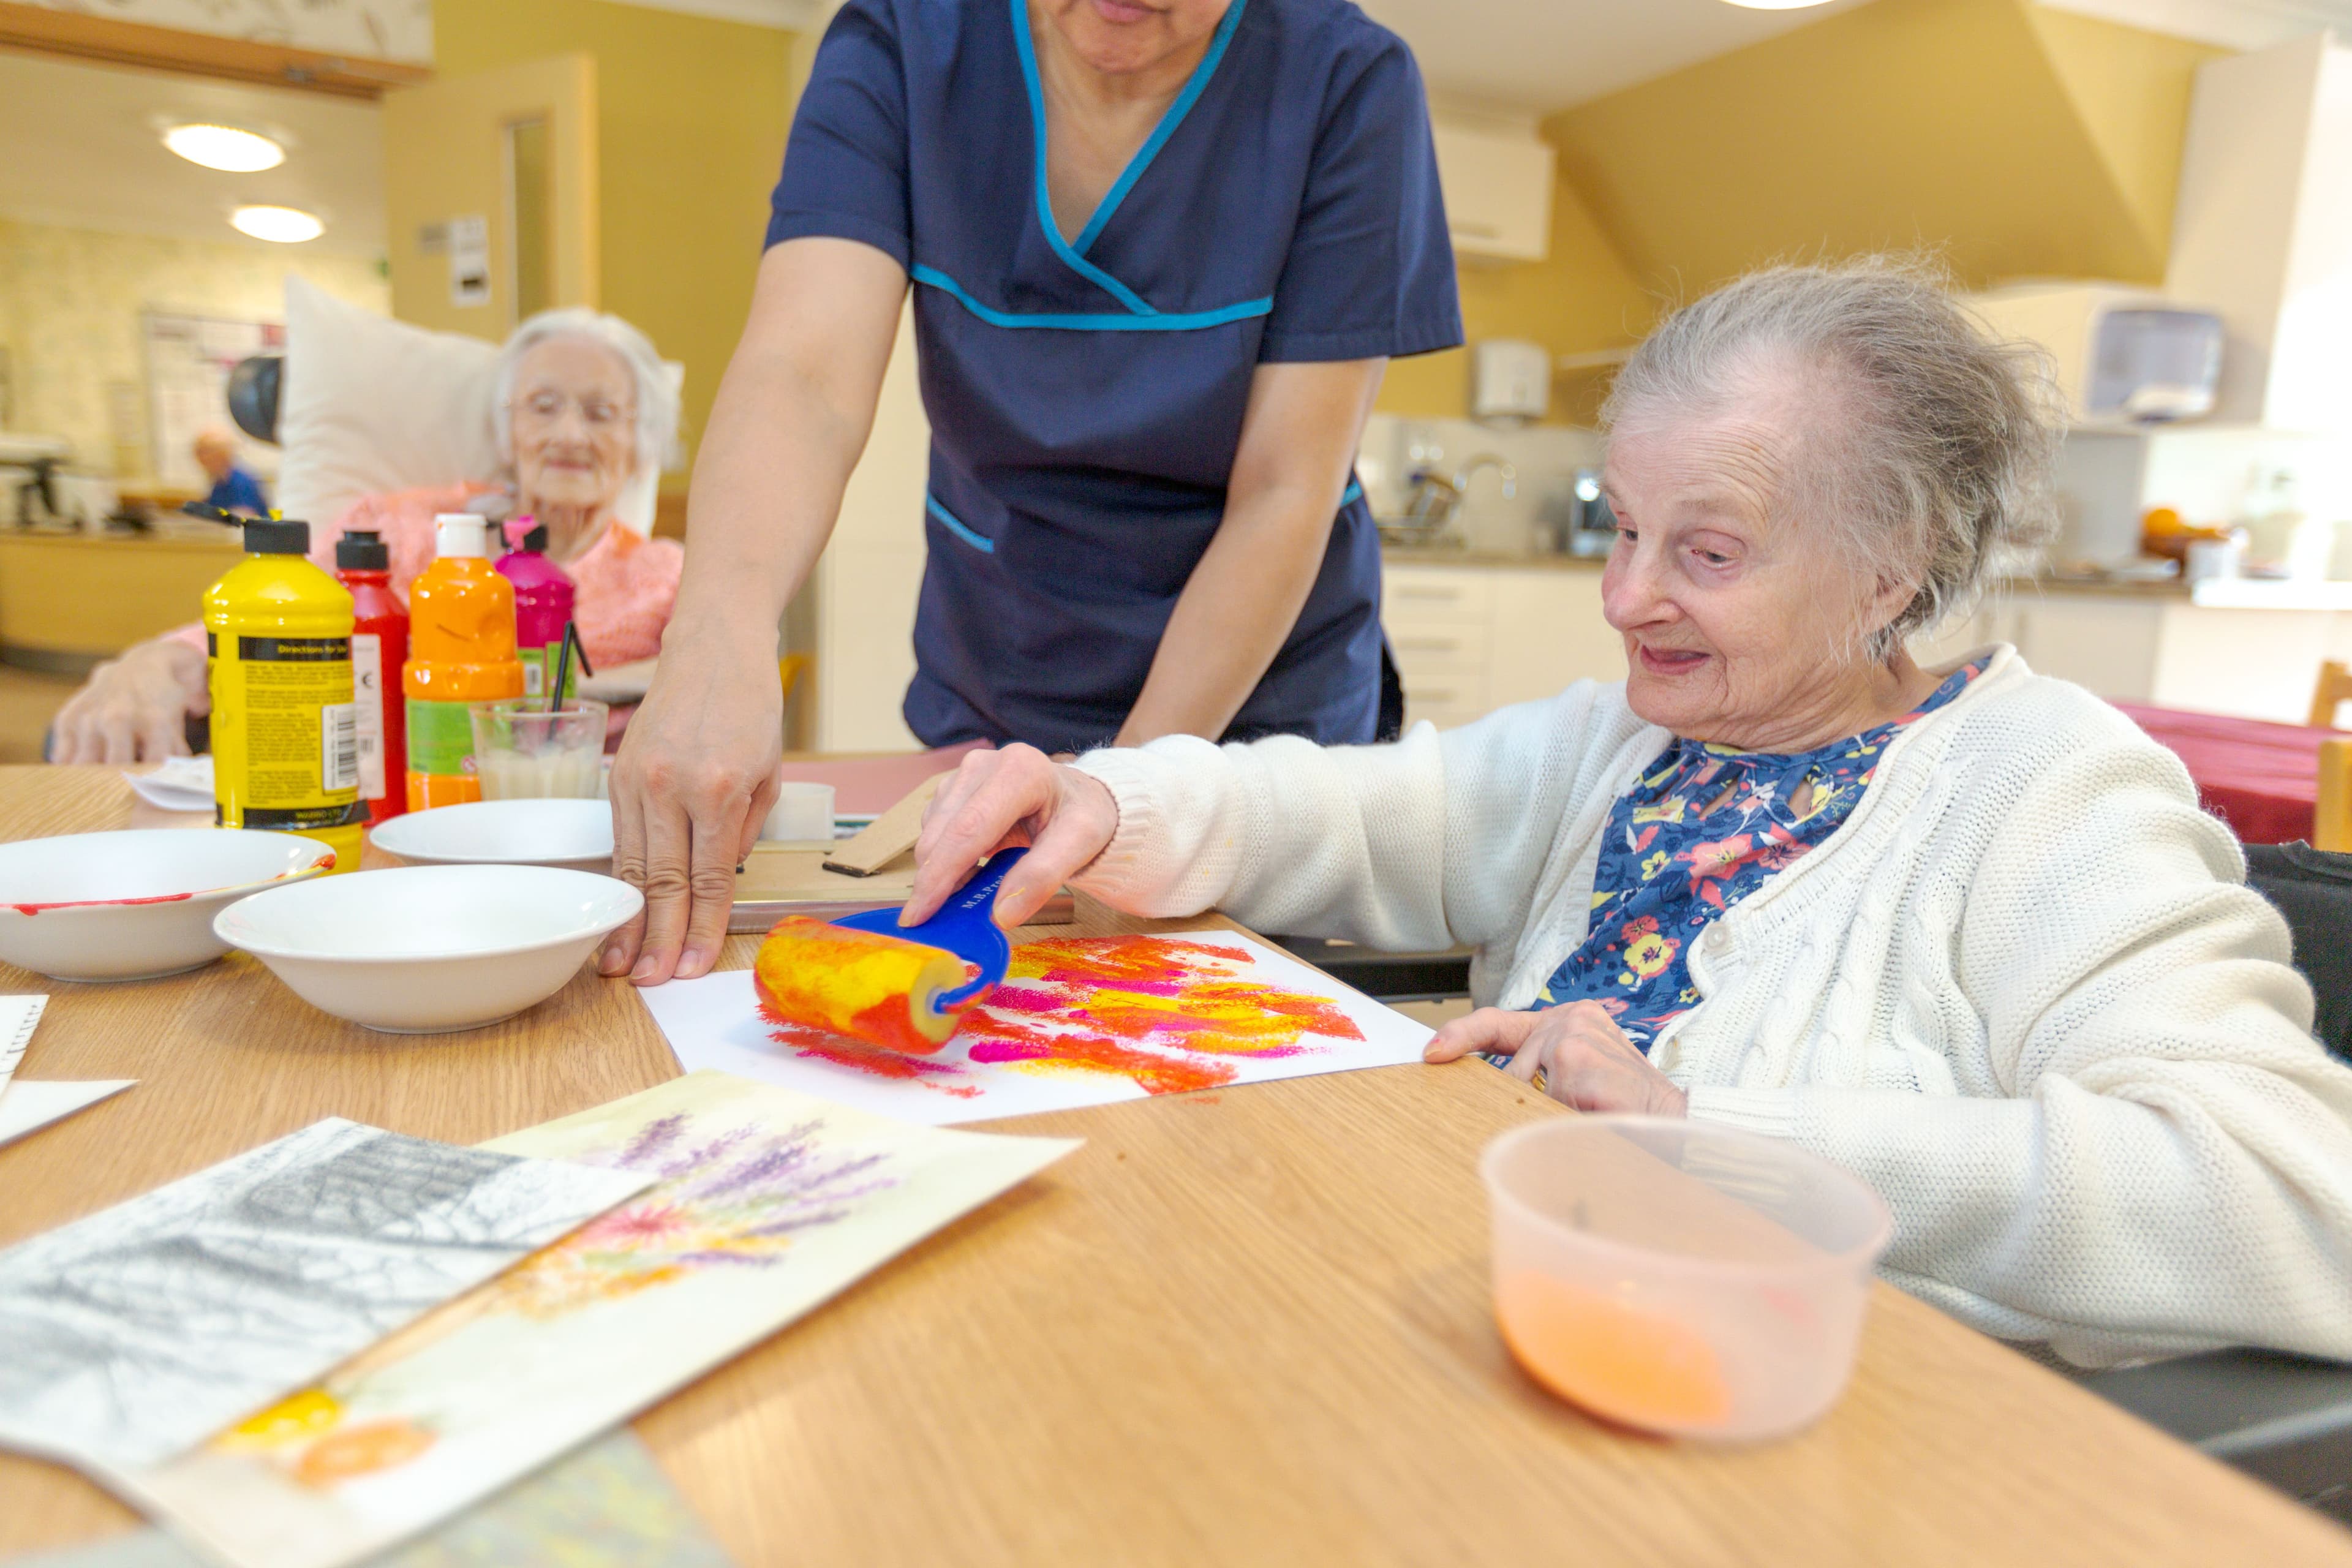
top-left (204, 518), bottom-right (366, 875)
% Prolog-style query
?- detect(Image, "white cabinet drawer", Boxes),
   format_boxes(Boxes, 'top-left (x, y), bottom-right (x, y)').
top-left (1387, 620), bottom-right (1492, 676)
top-left (1383, 567), bottom-right (1496, 624)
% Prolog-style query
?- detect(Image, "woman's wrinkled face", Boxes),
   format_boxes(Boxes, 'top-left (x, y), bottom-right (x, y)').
top-left (1036, 0), bottom-right (1231, 77)
top-left (1600, 378), bottom-right (1904, 750)
top-left (508, 336), bottom-right (639, 513)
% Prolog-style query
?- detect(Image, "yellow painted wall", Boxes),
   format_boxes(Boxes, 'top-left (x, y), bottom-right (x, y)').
top-left (2024, 6), bottom-right (2227, 264)
top-left (1544, 0), bottom-right (2219, 297)
top-left (0, 219), bottom-right (387, 478)
top-left (1376, 168), bottom-right (1651, 424)
top-left (432, 0), bottom-right (798, 482)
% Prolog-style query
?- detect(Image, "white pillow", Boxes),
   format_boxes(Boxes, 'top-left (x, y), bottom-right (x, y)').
top-left (274, 277), bottom-right (501, 532)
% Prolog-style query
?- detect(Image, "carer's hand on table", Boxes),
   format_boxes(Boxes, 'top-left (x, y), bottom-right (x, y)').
top-left (903, 744), bottom-right (1118, 929)
top-left (601, 625), bottom-right (782, 984)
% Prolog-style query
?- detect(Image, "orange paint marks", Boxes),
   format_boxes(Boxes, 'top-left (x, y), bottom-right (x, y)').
top-left (957, 935), bottom-right (1365, 1093)
top-left (953, 1014), bottom-right (1236, 1095)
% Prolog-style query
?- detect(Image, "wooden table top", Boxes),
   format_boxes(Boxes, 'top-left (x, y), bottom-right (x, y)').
top-left (2, 764), bottom-right (2347, 1566)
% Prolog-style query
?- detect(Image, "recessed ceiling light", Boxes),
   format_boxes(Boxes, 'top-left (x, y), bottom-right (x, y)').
top-left (1721, 0), bottom-right (1836, 7)
top-left (230, 205), bottom-right (324, 244)
top-left (164, 123), bottom-right (285, 173)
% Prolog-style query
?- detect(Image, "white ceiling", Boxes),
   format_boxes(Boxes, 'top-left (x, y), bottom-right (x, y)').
top-left (0, 50), bottom-right (382, 256)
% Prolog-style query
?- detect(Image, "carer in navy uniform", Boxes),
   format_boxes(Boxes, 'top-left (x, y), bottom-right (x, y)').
top-left (609, 0), bottom-right (1461, 984)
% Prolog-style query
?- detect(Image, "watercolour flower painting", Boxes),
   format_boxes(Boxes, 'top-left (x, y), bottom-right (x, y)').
top-left (639, 930), bottom-right (1436, 1126)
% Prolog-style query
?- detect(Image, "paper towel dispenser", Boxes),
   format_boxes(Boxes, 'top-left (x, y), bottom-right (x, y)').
top-left (1969, 283), bottom-right (2224, 429)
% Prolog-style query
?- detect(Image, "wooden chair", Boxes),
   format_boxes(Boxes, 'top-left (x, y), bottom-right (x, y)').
top-left (2320, 738), bottom-right (2352, 853)
top-left (2309, 659), bottom-right (2352, 729)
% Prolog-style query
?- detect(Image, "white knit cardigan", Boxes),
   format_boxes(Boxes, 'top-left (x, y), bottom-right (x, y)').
top-left (1071, 646), bottom-right (2352, 1367)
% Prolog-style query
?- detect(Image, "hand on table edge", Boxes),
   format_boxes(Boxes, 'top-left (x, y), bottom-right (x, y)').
top-left (903, 743), bottom-right (1120, 930)
top-left (1425, 1001), bottom-right (1690, 1116)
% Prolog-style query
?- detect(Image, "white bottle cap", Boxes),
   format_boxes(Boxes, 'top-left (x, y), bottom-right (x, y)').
top-left (433, 513), bottom-right (490, 559)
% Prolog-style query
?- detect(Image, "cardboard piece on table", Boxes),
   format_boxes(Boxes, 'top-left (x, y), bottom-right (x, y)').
top-left (731, 844), bottom-right (1069, 933)
top-left (820, 772), bottom-right (946, 876)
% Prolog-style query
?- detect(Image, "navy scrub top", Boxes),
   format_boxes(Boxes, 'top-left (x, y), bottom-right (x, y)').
top-left (769, 0), bottom-right (1461, 753)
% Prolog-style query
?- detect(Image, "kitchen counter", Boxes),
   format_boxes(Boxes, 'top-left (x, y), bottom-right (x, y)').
top-left (1382, 546), bottom-right (2217, 601)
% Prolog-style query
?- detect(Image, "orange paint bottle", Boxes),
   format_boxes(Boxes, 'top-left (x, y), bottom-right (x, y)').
top-left (401, 514), bottom-right (524, 811)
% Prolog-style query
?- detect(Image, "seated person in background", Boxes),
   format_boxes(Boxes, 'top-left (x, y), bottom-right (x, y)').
top-left (910, 259), bottom-right (2352, 1368)
top-left (50, 309), bottom-right (684, 763)
top-left (194, 428), bottom-right (267, 518)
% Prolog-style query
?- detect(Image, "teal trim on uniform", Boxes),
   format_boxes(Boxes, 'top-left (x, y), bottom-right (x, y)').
top-left (927, 494), bottom-right (995, 554)
top-left (1341, 479), bottom-right (1363, 507)
top-left (1009, 0), bottom-right (1155, 315)
top-left (913, 264), bottom-right (1272, 331)
top-left (1071, 0), bottom-right (1250, 258)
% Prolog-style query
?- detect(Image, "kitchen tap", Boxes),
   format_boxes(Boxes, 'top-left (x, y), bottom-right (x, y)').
top-left (1397, 453), bottom-right (1517, 539)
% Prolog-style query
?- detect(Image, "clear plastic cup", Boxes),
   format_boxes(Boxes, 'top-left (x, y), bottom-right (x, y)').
top-left (468, 699), bottom-right (609, 800)
top-left (1480, 1115), bottom-right (1892, 1442)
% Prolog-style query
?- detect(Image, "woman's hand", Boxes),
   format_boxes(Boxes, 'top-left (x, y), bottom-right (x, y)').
top-left (903, 744), bottom-right (1118, 929)
top-left (601, 624), bottom-right (782, 985)
top-left (50, 638), bottom-right (208, 764)
top-left (1424, 1001), bottom-right (1689, 1116)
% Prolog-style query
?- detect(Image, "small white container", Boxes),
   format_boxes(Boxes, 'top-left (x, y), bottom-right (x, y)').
top-left (0, 829), bottom-right (335, 982)
top-left (215, 864), bottom-right (641, 1033)
top-left (1482, 1116), bottom-right (1891, 1442)
top-left (760, 781), bottom-right (836, 842)
top-left (370, 798), bottom-right (614, 873)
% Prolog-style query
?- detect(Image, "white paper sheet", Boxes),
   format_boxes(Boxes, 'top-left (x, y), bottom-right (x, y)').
top-left (0, 993), bottom-right (45, 1095)
top-left (638, 929), bottom-right (1434, 1126)
top-left (0, 1118), bottom-right (650, 1472)
top-left (0, 1079), bottom-right (134, 1150)
top-left (124, 756), bottom-right (214, 813)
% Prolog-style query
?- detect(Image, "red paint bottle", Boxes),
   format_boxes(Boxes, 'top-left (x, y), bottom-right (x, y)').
top-left (335, 529), bottom-right (409, 824)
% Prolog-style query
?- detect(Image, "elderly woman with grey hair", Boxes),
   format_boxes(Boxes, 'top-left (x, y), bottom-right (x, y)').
top-left (904, 259), bottom-right (2352, 1367)
top-left (50, 307), bottom-right (682, 762)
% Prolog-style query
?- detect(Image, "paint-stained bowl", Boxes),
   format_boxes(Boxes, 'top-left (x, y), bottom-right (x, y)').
top-left (369, 799), bottom-right (615, 873)
top-left (214, 864), bottom-right (641, 1033)
top-left (0, 829), bottom-right (339, 982)
top-left (1482, 1116), bottom-right (1891, 1442)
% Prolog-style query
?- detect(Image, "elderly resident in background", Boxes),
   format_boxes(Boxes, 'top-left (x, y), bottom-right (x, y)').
top-left (192, 428), bottom-right (267, 518)
top-left (48, 309), bottom-right (684, 763)
top-left (907, 260), bottom-right (2352, 1367)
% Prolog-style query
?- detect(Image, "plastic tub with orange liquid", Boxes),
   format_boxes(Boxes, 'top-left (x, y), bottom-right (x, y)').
top-left (1480, 1116), bottom-right (1891, 1442)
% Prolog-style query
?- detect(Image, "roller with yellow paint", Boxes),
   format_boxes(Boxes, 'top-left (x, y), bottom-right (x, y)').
top-left (750, 847), bottom-right (1022, 1054)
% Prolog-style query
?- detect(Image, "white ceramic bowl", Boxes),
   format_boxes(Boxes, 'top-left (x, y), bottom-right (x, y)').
top-left (214, 865), bottom-right (643, 1033)
top-left (0, 829), bottom-right (336, 982)
top-left (369, 799), bottom-right (615, 873)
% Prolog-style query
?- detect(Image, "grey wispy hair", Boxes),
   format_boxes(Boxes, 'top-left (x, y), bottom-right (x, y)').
top-left (1602, 256), bottom-right (2063, 662)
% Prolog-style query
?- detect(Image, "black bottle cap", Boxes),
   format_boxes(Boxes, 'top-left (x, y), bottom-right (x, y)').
top-left (243, 518), bottom-right (311, 556)
top-left (336, 529), bottom-right (390, 571)
top-left (520, 524), bottom-right (549, 552)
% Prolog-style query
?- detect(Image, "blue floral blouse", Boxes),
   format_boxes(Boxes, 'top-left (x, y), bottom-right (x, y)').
top-left (1529, 660), bottom-right (1986, 1050)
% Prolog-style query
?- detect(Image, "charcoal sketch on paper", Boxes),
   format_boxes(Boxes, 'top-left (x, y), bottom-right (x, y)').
top-left (0, 1117), bottom-right (647, 1472)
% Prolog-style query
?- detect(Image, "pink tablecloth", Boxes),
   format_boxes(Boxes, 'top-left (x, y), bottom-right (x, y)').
top-left (2111, 703), bottom-right (2329, 845)
top-left (776, 741), bottom-right (989, 815)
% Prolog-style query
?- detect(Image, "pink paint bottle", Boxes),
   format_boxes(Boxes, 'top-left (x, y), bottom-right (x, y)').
top-left (496, 516), bottom-right (577, 701)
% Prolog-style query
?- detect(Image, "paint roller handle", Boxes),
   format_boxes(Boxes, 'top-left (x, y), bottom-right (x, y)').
top-left (905, 743), bottom-right (1119, 929)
